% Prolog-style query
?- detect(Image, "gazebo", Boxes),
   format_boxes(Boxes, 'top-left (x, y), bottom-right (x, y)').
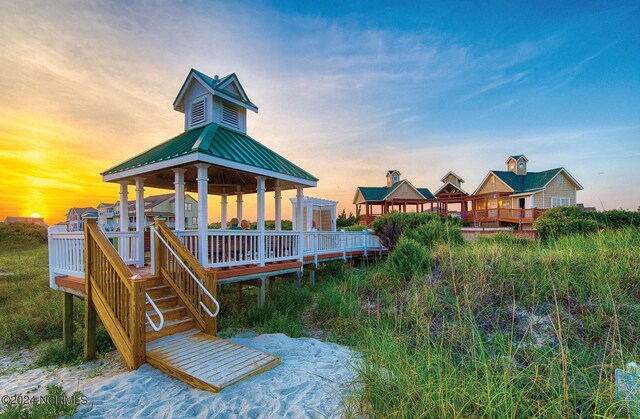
top-left (290, 196), bottom-right (338, 231)
top-left (101, 69), bottom-right (317, 267)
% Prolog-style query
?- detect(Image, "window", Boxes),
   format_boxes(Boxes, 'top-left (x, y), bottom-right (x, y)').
top-left (393, 176), bottom-right (399, 183)
top-left (185, 203), bottom-right (192, 211)
top-left (402, 185), bottom-right (408, 192)
top-left (189, 97), bottom-right (206, 127)
top-left (518, 162), bottom-right (525, 169)
top-left (557, 175), bottom-right (564, 184)
top-left (192, 217), bottom-right (198, 226)
top-left (551, 197), bottom-right (571, 208)
top-left (221, 102), bottom-right (239, 127)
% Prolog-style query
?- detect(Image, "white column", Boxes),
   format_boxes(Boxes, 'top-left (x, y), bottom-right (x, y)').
top-left (173, 168), bottom-right (187, 231)
top-left (134, 177), bottom-right (145, 267)
top-left (331, 206), bottom-right (337, 231)
top-left (221, 194), bottom-right (228, 229)
top-left (306, 205), bottom-right (313, 231)
top-left (118, 181), bottom-right (129, 265)
top-left (296, 186), bottom-right (304, 262)
top-left (119, 181), bottom-right (129, 232)
top-left (291, 200), bottom-right (297, 230)
top-left (274, 182), bottom-right (282, 231)
top-left (196, 163), bottom-right (210, 265)
top-left (256, 176), bottom-right (266, 266)
top-left (236, 189), bottom-right (243, 222)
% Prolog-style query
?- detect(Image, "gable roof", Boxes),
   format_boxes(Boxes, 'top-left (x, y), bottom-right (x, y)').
top-left (101, 122), bottom-right (317, 183)
top-left (474, 167), bottom-right (583, 195)
top-left (354, 180), bottom-right (434, 203)
top-left (66, 207), bottom-right (97, 216)
top-left (506, 154), bottom-right (528, 163)
top-left (440, 171), bottom-right (464, 183)
top-left (173, 69), bottom-right (258, 112)
top-left (434, 181), bottom-right (468, 196)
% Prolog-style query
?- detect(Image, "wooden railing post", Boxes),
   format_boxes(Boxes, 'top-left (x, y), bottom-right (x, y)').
top-left (342, 228), bottom-right (347, 261)
top-left (203, 271), bottom-right (218, 335)
top-left (129, 279), bottom-right (146, 368)
top-left (154, 217), bottom-right (165, 276)
top-left (363, 229), bottom-right (368, 258)
top-left (83, 214), bottom-right (98, 362)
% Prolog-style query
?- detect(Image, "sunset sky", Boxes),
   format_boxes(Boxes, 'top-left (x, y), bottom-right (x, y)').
top-left (1, 1), bottom-right (639, 224)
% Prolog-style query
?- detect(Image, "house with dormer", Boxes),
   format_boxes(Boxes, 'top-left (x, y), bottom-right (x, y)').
top-left (466, 155), bottom-right (583, 227)
top-left (353, 170), bottom-right (435, 226)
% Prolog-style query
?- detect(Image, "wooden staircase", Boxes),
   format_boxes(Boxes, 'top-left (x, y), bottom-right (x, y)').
top-left (82, 217), bottom-right (279, 392)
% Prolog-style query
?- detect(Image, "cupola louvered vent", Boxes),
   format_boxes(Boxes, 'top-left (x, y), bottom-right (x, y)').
top-left (190, 98), bottom-right (206, 127)
top-left (222, 102), bottom-right (239, 128)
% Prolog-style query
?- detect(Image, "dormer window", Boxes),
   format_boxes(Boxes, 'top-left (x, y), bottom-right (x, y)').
top-left (189, 97), bottom-right (207, 128)
top-left (222, 102), bottom-right (239, 128)
top-left (393, 176), bottom-right (399, 183)
top-left (518, 162), bottom-right (525, 169)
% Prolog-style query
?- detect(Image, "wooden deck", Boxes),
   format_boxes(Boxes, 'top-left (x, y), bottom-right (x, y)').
top-left (146, 329), bottom-right (280, 392)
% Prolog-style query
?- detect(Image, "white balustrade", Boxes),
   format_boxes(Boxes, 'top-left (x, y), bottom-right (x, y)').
top-left (49, 228), bottom-right (386, 287)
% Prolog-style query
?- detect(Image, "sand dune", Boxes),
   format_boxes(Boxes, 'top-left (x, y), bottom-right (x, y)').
top-left (0, 333), bottom-right (357, 418)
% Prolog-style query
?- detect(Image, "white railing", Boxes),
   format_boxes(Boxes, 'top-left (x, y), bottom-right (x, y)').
top-left (49, 228), bottom-right (386, 289)
top-left (48, 230), bottom-right (143, 288)
top-left (48, 231), bottom-right (85, 288)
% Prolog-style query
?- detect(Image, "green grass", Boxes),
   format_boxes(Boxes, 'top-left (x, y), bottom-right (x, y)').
top-left (0, 232), bottom-right (113, 367)
top-left (2, 225), bottom-right (639, 416)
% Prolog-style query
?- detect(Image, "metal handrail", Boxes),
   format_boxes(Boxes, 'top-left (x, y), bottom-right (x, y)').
top-left (145, 292), bottom-right (165, 331)
top-left (151, 227), bottom-right (220, 318)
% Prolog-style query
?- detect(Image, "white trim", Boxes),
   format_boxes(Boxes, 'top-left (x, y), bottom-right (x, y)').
top-left (550, 196), bottom-right (571, 208)
top-left (472, 171), bottom-right (515, 195)
top-left (439, 171), bottom-right (464, 184)
top-left (174, 72), bottom-right (259, 113)
top-left (505, 155), bottom-right (528, 164)
top-left (542, 168), bottom-right (584, 191)
top-left (103, 152), bottom-right (317, 188)
top-left (217, 76), bottom-right (252, 105)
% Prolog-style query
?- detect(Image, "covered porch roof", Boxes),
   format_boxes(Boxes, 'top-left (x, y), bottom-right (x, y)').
top-left (101, 122), bottom-right (317, 193)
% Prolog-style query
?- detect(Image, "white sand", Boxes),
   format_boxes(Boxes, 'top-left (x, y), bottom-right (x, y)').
top-left (0, 333), bottom-right (357, 418)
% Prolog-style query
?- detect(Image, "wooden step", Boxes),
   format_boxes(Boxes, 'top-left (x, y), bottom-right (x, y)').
top-left (146, 294), bottom-right (179, 309)
top-left (146, 329), bottom-right (280, 393)
top-left (146, 284), bottom-right (173, 299)
top-left (146, 317), bottom-right (194, 342)
top-left (145, 276), bottom-right (163, 288)
top-left (145, 305), bottom-right (187, 323)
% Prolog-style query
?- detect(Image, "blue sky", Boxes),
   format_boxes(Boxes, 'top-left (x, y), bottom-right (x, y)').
top-left (0, 0), bottom-right (639, 221)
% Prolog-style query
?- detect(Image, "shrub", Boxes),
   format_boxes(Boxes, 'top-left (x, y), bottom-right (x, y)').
top-left (0, 223), bottom-right (47, 248)
top-left (384, 237), bottom-right (431, 288)
top-left (535, 207), bottom-right (600, 240)
top-left (403, 219), bottom-right (464, 249)
top-left (372, 212), bottom-right (462, 250)
top-left (344, 225), bottom-right (369, 232)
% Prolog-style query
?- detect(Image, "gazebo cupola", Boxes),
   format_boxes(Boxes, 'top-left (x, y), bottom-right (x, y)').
top-left (506, 155), bottom-right (528, 176)
top-left (173, 69), bottom-right (259, 134)
top-left (386, 170), bottom-right (401, 187)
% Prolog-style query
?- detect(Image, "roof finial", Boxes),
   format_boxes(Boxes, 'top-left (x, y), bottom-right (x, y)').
top-left (213, 74), bottom-right (219, 82)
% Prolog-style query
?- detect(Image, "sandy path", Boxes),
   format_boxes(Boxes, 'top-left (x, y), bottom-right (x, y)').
top-left (0, 333), bottom-right (357, 418)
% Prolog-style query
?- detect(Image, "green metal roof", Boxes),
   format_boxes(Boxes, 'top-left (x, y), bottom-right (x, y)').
top-left (492, 168), bottom-right (563, 193)
top-left (357, 182), bottom-right (434, 201)
top-left (192, 69), bottom-right (257, 110)
top-left (102, 123), bottom-right (317, 182)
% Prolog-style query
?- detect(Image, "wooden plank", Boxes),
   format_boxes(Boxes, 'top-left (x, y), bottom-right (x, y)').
top-left (166, 343), bottom-right (248, 371)
top-left (62, 292), bottom-right (74, 350)
top-left (148, 338), bottom-right (227, 362)
top-left (208, 354), bottom-right (277, 384)
top-left (178, 345), bottom-right (256, 373)
top-left (201, 352), bottom-right (272, 381)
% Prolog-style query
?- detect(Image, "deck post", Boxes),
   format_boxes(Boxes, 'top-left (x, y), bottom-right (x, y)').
top-left (257, 277), bottom-right (266, 308)
top-left (220, 194), bottom-right (228, 229)
top-left (83, 215), bottom-right (97, 362)
top-left (135, 177), bottom-right (145, 268)
top-left (62, 292), bottom-right (74, 350)
top-left (313, 229), bottom-right (318, 267)
top-left (173, 168), bottom-right (187, 231)
top-left (118, 181), bottom-right (129, 259)
top-left (196, 163), bottom-right (210, 266)
top-left (274, 181), bottom-right (282, 231)
top-left (203, 272), bottom-right (217, 335)
top-left (256, 176), bottom-right (266, 267)
top-left (342, 228), bottom-right (347, 261)
top-left (363, 228), bottom-right (368, 258)
top-left (296, 186), bottom-right (304, 265)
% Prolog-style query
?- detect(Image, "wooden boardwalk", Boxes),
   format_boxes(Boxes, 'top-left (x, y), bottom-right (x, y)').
top-left (146, 329), bottom-right (280, 392)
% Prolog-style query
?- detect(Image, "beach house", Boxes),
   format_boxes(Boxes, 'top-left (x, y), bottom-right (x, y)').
top-left (353, 170), bottom-right (435, 226)
top-left (464, 155), bottom-right (583, 228)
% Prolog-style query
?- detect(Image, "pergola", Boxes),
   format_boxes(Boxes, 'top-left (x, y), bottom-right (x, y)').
top-left (101, 123), bottom-right (317, 266)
